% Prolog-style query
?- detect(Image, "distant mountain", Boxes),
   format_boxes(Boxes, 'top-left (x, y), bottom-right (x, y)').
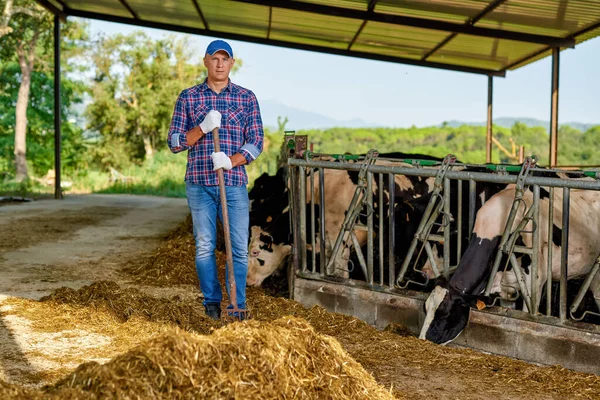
top-left (443, 117), bottom-right (598, 132)
top-left (258, 99), bottom-right (377, 130)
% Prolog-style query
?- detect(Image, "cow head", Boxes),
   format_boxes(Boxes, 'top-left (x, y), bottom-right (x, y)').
top-left (419, 277), bottom-right (473, 345)
top-left (247, 226), bottom-right (292, 287)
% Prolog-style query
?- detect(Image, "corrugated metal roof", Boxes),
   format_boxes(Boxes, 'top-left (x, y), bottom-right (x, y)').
top-left (37, 0), bottom-right (600, 76)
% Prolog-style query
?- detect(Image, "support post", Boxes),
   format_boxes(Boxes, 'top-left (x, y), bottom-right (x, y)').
top-left (549, 47), bottom-right (559, 167)
top-left (54, 14), bottom-right (62, 199)
top-left (486, 75), bottom-right (493, 163)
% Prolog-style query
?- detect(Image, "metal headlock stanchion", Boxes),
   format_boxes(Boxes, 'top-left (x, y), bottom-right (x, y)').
top-left (396, 154), bottom-right (457, 288)
top-left (483, 156), bottom-right (538, 312)
top-left (570, 254), bottom-right (600, 321)
top-left (324, 149), bottom-right (379, 278)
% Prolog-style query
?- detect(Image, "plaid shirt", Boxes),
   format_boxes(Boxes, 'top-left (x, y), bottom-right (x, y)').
top-left (167, 79), bottom-right (264, 186)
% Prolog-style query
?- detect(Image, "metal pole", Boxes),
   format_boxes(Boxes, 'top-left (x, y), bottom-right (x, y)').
top-left (546, 187), bottom-right (554, 316)
top-left (310, 168), bottom-right (316, 273)
top-left (319, 167), bottom-right (326, 277)
top-left (378, 173), bottom-right (384, 285)
top-left (486, 75), bottom-right (493, 163)
top-left (469, 179), bottom-right (476, 237)
top-left (388, 174), bottom-right (396, 289)
top-left (299, 166), bottom-right (307, 273)
top-left (549, 47), bottom-right (559, 167)
top-left (531, 185), bottom-right (540, 314)
top-left (443, 177), bottom-right (451, 278)
top-left (559, 187), bottom-right (570, 321)
top-left (54, 15), bottom-right (62, 199)
top-left (367, 171), bottom-right (374, 285)
top-left (457, 179), bottom-right (463, 265)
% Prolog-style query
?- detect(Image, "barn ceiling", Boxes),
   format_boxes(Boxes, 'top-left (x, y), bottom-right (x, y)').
top-left (36, 0), bottom-right (600, 77)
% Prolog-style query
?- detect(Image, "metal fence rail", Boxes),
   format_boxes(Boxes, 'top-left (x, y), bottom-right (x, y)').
top-left (288, 153), bottom-right (600, 326)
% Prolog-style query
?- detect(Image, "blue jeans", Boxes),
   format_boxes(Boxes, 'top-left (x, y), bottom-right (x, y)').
top-left (186, 183), bottom-right (249, 308)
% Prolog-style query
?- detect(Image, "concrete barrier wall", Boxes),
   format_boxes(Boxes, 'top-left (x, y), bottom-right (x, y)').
top-left (293, 276), bottom-right (600, 375)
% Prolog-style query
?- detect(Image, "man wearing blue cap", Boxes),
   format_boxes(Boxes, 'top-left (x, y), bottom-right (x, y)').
top-left (167, 39), bottom-right (264, 320)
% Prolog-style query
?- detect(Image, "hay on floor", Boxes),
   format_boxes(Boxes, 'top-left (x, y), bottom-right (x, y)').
top-left (40, 281), bottom-right (219, 334)
top-left (2, 317), bottom-right (395, 400)
top-left (123, 215), bottom-right (227, 287)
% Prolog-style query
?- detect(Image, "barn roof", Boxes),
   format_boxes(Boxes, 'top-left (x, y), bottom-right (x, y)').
top-left (36, 1), bottom-right (600, 76)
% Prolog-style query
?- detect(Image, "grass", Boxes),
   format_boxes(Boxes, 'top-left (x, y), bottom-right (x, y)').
top-left (0, 149), bottom-right (276, 199)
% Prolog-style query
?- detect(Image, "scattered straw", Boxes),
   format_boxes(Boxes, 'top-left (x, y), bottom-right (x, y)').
top-left (2, 317), bottom-right (396, 400)
top-left (39, 281), bottom-right (219, 334)
top-left (116, 213), bottom-right (600, 400)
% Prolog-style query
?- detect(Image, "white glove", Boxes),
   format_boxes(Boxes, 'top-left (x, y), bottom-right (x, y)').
top-left (199, 110), bottom-right (222, 134)
top-left (211, 152), bottom-right (233, 171)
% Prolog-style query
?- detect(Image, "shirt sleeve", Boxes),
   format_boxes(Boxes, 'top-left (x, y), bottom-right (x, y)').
top-left (167, 91), bottom-right (191, 154)
top-left (239, 92), bottom-right (264, 164)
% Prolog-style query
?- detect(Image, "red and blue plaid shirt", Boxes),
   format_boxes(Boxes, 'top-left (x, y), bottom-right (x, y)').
top-left (167, 79), bottom-right (264, 186)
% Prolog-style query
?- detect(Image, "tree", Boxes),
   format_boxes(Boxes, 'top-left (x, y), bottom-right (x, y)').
top-left (86, 32), bottom-right (239, 167)
top-left (0, 0), bottom-right (49, 181)
top-left (1, 0), bottom-right (37, 38)
top-left (0, 4), bottom-right (90, 180)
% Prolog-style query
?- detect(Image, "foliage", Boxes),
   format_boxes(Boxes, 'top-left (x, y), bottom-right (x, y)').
top-left (0, 2), bottom-right (89, 180)
top-left (84, 32), bottom-right (238, 169)
top-left (297, 123), bottom-right (600, 167)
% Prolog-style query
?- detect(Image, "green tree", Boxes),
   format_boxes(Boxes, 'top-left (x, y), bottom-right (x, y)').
top-left (0, 0), bottom-right (50, 181)
top-left (0, 1), bottom-right (89, 181)
top-left (85, 32), bottom-right (240, 168)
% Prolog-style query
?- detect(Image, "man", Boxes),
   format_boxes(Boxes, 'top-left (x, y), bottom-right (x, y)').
top-left (167, 39), bottom-right (264, 320)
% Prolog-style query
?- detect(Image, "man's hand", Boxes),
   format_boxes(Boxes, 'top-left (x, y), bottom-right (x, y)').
top-left (199, 110), bottom-right (222, 134)
top-left (211, 152), bottom-right (233, 171)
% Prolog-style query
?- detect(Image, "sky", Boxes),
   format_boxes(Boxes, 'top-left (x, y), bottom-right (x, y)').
top-left (84, 18), bottom-right (600, 128)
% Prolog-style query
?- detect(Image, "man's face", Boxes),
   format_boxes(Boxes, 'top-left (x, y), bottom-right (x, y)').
top-left (204, 50), bottom-right (234, 82)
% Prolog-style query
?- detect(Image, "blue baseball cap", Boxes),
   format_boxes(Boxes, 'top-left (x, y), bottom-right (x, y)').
top-left (205, 39), bottom-right (233, 58)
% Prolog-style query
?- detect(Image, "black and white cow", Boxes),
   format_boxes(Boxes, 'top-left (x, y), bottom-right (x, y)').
top-left (246, 154), bottom-right (506, 288)
top-left (246, 153), bottom-right (445, 285)
top-left (421, 183), bottom-right (600, 345)
top-left (249, 168), bottom-right (288, 228)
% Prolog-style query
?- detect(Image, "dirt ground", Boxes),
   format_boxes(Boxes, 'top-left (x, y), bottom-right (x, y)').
top-left (0, 194), bottom-right (195, 385)
top-left (0, 195), bottom-right (598, 399)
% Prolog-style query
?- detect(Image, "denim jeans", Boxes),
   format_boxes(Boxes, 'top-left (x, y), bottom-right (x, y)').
top-left (186, 183), bottom-right (249, 308)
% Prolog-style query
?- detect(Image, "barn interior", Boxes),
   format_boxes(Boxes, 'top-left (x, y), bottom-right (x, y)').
top-left (2, 0), bottom-right (600, 398)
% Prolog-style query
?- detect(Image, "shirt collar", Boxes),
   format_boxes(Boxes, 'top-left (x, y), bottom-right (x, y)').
top-left (200, 78), bottom-right (236, 94)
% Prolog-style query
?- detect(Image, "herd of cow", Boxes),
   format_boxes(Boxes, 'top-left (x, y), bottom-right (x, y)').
top-left (243, 152), bottom-right (600, 346)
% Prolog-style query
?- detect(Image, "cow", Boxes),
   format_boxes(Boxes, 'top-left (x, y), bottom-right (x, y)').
top-left (246, 153), bottom-right (445, 286)
top-left (420, 183), bottom-right (600, 345)
top-left (249, 168), bottom-right (288, 227)
top-left (246, 153), bottom-right (506, 288)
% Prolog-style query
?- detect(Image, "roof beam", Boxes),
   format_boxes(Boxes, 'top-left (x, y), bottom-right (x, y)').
top-left (504, 19), bottom-right (600, 71)
top-left (231, 0), bottom-right (574, 48)
top-left (376, 1), bottom-right (579, 31)
top-left (347, 0), bottom-right (378, 50)
top-left (63, 7), bottom-right (506, 77)
top-left (422, 0), bottom-right (508, 60)
top-left (191, 0), bottom-right (209, 30)
top-left (117, 0), bottom-right (138, 20)
top-left (35, 0), bottom-right (67, 21)
top-left (267, 6), bottom-right (272, 40)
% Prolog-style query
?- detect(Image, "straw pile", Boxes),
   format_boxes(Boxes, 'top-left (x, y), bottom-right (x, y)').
top-left (1, 317), bottom-right (396, 400)
top-left (115, 213), bottom-right (600, 399)
top-left (40, 281), bottom-right (218, 334)
top-left (123, 215), bottom-right (226, 287)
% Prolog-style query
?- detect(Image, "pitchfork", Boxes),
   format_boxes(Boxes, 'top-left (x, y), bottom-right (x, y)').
top-left (212, 127), bottom-right (249, 322)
